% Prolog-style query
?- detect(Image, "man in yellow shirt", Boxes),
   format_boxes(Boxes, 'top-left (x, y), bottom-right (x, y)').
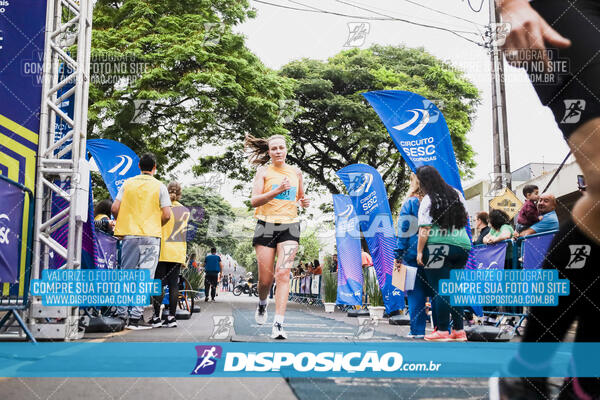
top-left (150, 182), bottom-right (189, 328)
top-left (111, 153), bottom-right (172, 330)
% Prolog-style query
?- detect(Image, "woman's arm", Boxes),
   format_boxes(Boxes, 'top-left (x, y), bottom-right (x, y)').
top-left (416, 226), bottom-right (431, 266)
top-left (296, 167), bottom-right (310, 208)
top-left (485, 227), bottom-right (512, 243)
top-left (250, 166), bottom-right (289, 208)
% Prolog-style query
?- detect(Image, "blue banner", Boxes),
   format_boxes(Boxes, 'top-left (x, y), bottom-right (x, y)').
top-left (336, 164), bottom-right (403, 313)
top-left (363, 90), bottom-right (482, 315)
top-left (472, 242), bottom-right (508, 270)
top-left (0, 178), bottom-right (26, 283)
top-left (332, 194), bottom-right (363, 305)
top-left (96, 231), bottom-right (118, 269)
top-left (86, 139), bottom-right (141, 200)
top-left (362, 90), bottom-right (462, 190)
top-left (0, 342), bottom-right (598, 378)
top-left (522, 233), bottom-right (555, 270)
top-left (0, 0), bottom-right (47, 295)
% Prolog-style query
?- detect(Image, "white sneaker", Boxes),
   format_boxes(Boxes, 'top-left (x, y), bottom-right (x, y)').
top-left (255, 303), bottom-right (268, 325)
top-left (405, 333), bottom-right (425, 339)
top-left (271, 322), bottom-right (287, 339)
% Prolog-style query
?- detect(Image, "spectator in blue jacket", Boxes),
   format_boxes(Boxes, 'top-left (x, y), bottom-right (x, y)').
top-left (394, 173), bottom-right (427, 339)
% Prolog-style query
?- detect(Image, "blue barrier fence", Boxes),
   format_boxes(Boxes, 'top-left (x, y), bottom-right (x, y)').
top-left (289, 275), bottom-right (322, 305)
top-left (0, 175), bottom-right (36, 342)
top-left (472, 229), bottom-right (558, 333)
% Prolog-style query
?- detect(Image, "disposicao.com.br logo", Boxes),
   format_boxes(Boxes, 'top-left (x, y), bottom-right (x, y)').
top-left (205, 351), bottom-right (441, 374)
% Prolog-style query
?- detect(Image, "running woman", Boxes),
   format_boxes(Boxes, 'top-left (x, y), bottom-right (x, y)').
top-left (492, 1), bottom-right (600, 398)
top-left (245, 134), bottom-right (310, 339)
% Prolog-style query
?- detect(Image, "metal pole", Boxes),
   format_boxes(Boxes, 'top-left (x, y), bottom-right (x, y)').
top-left (498, 47), bottom-right (512, 190)
top-left (30, 0), bottom-right (92, 341)
top-left (489, 0), bottom-right (511, 191)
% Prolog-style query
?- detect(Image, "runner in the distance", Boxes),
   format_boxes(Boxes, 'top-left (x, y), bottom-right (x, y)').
top-left (492, 1), bottom-right (600, 398)
top-left (245, 134), bottom-right (310, 340)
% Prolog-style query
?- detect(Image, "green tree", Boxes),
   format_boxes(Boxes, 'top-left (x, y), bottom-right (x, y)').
top-left (89, 0), bottom-right (292, 175)
top-left (201, 45), bottom-right (480, 213)
top-left (180, 186), bottom-right (237, 256)
top-left (233, 238), bottom-right (257, 277)
top-left (297, 230), bottom-right (321, 264)
top-left (278, 45), bottom-right (479, 212)
top-left (233, 229), bottom-right (322, 278)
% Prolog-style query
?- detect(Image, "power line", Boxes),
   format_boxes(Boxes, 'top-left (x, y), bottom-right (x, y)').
top-left (334, 0), bottom-right (481, 35)
top-left (333, 0), bottom-right (484, 46)
top-left (467, 0), bottom-right (485, 13)
top-left (399, 0), bottom-right (486, 27)
top-left (253, 0), bottom-right (485, 47)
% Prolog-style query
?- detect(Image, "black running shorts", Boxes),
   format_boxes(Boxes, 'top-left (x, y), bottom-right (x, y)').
top-left (252, 219), bottom-right (301, 248)
top-left (524, 0), bottom-right (600, 139)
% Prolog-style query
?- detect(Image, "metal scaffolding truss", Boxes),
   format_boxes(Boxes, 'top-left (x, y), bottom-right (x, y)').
top-left (30, 0), bottom-right (93, 340)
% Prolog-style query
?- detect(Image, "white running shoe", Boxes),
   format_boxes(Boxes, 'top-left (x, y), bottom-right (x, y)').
top-left (255, 303), bottom-right (268, 325)
top-left (271, 322), bottom-right (287, 340)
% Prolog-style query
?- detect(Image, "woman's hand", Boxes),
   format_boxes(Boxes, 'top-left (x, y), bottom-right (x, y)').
top-left (394, 259), bottom-right (403, 271)
top-left (299, 196), bottom-right (310, 208)
top-left (278, 177), bottom-right (291, 193)
top-left (416, 252), bottom-right (424, 266)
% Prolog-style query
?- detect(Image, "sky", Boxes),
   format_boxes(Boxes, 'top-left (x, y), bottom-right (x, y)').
top-left (176, 0), bottom-right (571, 208)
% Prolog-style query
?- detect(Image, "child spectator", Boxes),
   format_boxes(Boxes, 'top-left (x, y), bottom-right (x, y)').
top-left (516, 185), bottom-right (540, 232)
top-left (94, 199), bottom-right (115, 235)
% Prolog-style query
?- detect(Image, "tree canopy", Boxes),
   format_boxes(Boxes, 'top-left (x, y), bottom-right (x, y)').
top-left (200, 45), bottom-right (480, 213)
top-left (89, 0), bottom-right (292, 175)
top-left (180, 185), bottom-right (237, 256)
top-left (89, 0), bottom-right (480, 214)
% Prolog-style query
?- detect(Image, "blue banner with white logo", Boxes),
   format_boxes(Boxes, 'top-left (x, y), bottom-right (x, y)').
top-left (333, 194), bottom-right (363, 305)
top-left (363, 90), bottom-right (482, 316)
top-left (0, 179), bottom-right (26, 283)
top-left (336, 164), bottom-right (403, 313)
top-left (472, 242), bottom-right (508, 270)
top-left (0, 0), bottom-right (47, 294)
top-left (362, 90), bottom-right (462, 190)
top-left (522, 233), bottom-right (555, 270)
top-left (0, 342), bottom-right (598, 378)
top-left (86, 139), bottom-right (141, 199)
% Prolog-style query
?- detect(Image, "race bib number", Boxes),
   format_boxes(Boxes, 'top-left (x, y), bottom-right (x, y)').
top-left (272, 184), bottom-right (297, 201)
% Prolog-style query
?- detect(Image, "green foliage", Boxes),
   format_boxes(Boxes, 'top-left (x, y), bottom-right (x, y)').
top-left (364, 270), bottom-right (383, 307)
top-left (180, 186), bottom-right (237, 256)
top-left (89, 0), bottom-right (291, 176)
top-left (181, 264), bottom-right (204, 292)
top-left (91, 171), bottom-right (110, 203)
top-left (322, 271), bottom-right (338, 303)
top-left (233, 237), bottom-right (257, 277)
top-left (233, 229), bottom-right (322, 278)
top-left (297, 230), bottom-right (321, 264)
top-left (322, 254), bottom-right (335, 273)
top-left (89, 1), bottom-right (479, 214)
